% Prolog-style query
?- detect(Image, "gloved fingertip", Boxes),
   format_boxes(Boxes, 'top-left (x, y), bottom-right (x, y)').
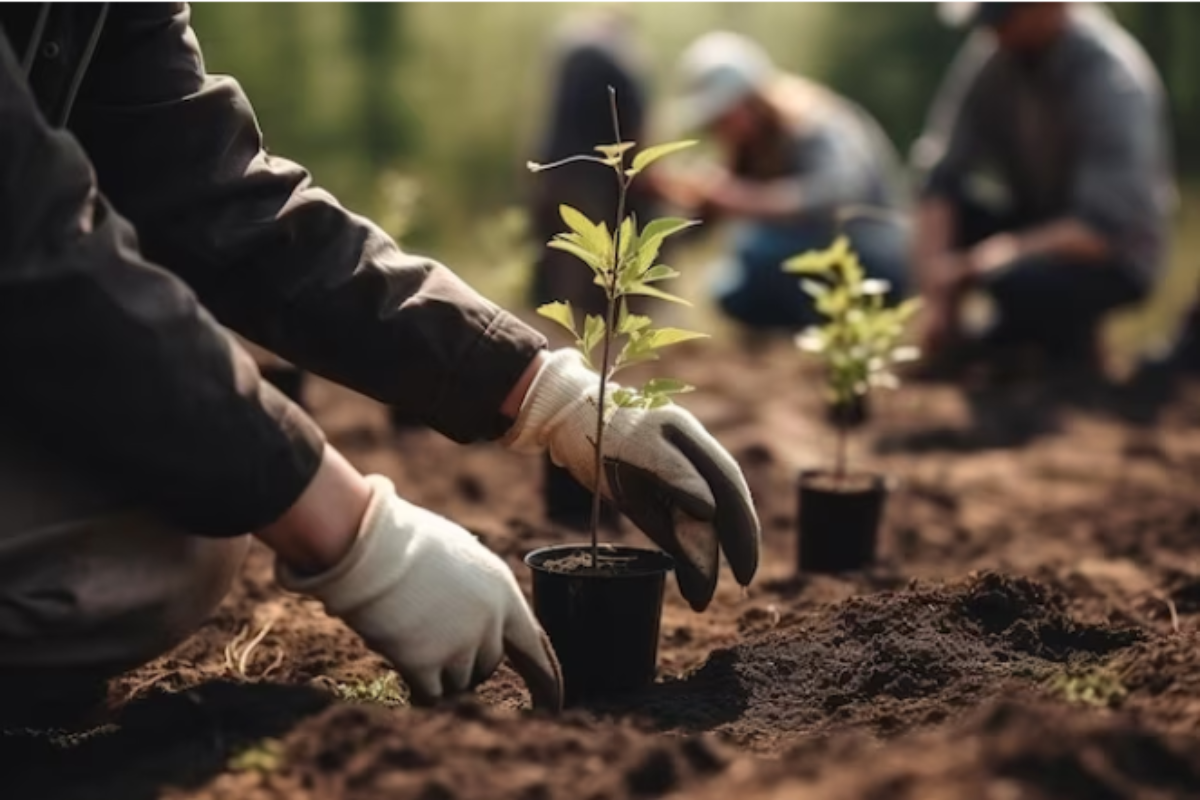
top-left (504, 625), bottom-right (564, 713)
top-left (403, 669), bottom-right (444, 708)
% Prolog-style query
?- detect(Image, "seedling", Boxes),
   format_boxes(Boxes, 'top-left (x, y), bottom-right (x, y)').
top-left (528, 88), bottom-right (706, 568)
top-left (784, 236), bottom-right (920, 483)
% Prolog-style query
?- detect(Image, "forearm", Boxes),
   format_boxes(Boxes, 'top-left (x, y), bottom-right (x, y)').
top-left (72, 6), bottom-right (547, 444)
top-left (914, 195), bottom-right (960, 294)
top-left (256, 445), bottom-right (370, 575)
top-left (714, 177), bottom-right (804, 219)
top-left (1011, 218), bottom-right (1112, 264)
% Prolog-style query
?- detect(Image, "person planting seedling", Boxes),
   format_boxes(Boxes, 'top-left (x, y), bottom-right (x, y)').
top-left (783, 235), bottom-right (920, 573)
top-left (0, 6), bottom-right (759, 725)
top-left (518, 89), bottom-right (760, 703)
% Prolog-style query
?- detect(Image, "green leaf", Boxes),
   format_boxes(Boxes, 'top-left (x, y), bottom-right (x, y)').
top-left (624, 282), bottom-right (691, 306)
top-left (612, 387), bottom-right (639, 408)
top-left (617, 215), bottom-right (637, 262)
top-left (617, 300), bottom-right (652, 335)
top-left (800, 279), bottom-right (828, 299)
top-left (581, 314), bottom-right (606, 358)
top-left (642, 327), bottom-right (709, 350)
top-left (558, 205), bottom-right (613, 268)
top-left (596, 142), bottom-right (636, 160)
top-left (548, 237), bottom-right (606, 274)
top-left (642, 377), bottom-right (694, 397)
top-left (537, 301), bottom-right (577, 336)
top-left (640, 218), bottom-right (698, 248)
top-left (641, 265), bottom-right (681, 284)
top-left (783, 250), bottom-right (837, 275)
top-left (634, 218), bottom-right (699, 276)
top-left (627, 140), bottom-right (698, 177)
top-left (559, 204), bottom-right (593, 237)
top-left (895, 297), bottom-right (923, 321)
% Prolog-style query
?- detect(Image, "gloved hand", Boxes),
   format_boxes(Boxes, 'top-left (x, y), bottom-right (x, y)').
top-left (277, 475), bottom-right (562, 710)
top-left (505, 349), bottom-right (760, 611)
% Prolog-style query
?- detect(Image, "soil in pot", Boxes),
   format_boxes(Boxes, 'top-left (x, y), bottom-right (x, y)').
top-left (797, 470), bottom-right (889, 574)
top-left (526, 544), bottom-right (673, 705)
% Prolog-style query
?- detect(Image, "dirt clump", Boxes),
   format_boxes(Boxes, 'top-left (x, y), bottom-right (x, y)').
top-left (698, 700), bottom-right (1200, 799)
top-left (177, 701), bottom-right (728, 800)
top-left (606, 572), bottom-right (1140, 751)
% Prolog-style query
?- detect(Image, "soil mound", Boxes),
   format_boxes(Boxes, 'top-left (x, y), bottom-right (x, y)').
top-left (611, 572), bottom-right (1141, 751)
top-left (701, 701), bottom-right (1200, 799)
top-left (182, 701), bottom-right (728, 800)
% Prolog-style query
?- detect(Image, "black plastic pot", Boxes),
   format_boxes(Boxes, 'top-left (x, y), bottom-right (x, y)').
top-left (543, 454), bottom-right (619, 531)
top-left (796, 470), bottom-right (889, 574)
top-left (526, 544), bottom-right (673, 705)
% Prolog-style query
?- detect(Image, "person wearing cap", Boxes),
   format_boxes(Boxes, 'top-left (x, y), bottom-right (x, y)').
top-left (0, 4), bottom-right (760, 723)
top-left (912, 2), bottom-right (1174, 376)
top-left (656, 31), bottom-right (909, 331)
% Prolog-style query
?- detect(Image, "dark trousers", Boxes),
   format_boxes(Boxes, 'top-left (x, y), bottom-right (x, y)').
top-left (953, 199), bottom-right (1147, 363)
top-left (714, 213), bottom-right (910, 330)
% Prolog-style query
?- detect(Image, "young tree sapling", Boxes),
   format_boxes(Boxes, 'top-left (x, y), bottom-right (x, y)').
top-left (783, 235), bottom-right (921, 484)
top-left (527, 88), bottom-right (707, 569)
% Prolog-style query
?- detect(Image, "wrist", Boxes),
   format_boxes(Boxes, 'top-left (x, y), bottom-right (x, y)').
top-left (256, 445), bottom-right (372, 576)
top-left (501, 349), bottom-right (548, 420)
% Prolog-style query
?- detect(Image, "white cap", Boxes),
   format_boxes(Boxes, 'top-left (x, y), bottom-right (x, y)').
top-left (673, 32), bottom-right (776, 131)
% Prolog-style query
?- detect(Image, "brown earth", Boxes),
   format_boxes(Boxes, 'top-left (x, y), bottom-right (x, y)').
top-left (6, 338), bottom-right (1200, 799)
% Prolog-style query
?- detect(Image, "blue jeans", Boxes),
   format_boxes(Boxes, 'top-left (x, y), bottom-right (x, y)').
top-left (713, 216), bottom-right (910, 330)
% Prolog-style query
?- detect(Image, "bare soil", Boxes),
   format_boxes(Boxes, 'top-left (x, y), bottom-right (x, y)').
top-left (6, 339), bottom-right (1200, 799)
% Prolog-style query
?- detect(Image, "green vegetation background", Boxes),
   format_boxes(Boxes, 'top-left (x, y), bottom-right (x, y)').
top-left (191, 3), bottom-right (1200, 358)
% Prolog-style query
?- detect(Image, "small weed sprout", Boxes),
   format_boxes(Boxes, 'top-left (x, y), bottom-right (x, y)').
top-left (783, 236), bottom-right (920, 482)
top-left (528, 88), bottom-right (707, 567)
top-left (333, 672), bottom-right (407, 707)
top-left (1050, 668), bottom-right (1128, 708)
top-left (228, 738), bottom-right (286, 774)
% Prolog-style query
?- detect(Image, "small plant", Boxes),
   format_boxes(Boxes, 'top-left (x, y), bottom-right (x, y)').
top-left (228, 738), bottom-right (286, 774)
top-left (783, 236), bottom-right (920, 483)
top-left (333, 672), bottom-right (407, 708)
top-left (527, 88), bottom-right (707, 568)
top-left (1050, 667), bottom-right (1128, 708)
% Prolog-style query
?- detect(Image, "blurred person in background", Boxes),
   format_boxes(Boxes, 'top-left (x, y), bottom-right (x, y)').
top-left (0, 4), bottom-right (759, 724)
top-left (655, 31), bottom-right (910, 332)
top-left (528, 8), bottom-right (651, 530)
top-left (911, 2), bottom-right (1174, 380)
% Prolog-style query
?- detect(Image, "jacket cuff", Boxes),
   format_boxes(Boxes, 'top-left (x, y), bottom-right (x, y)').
top-left (428, 308), bottom-right (547, 444)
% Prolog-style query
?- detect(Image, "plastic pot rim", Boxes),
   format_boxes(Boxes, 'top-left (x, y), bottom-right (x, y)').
top-left (797, 468), bottom-right (898, 494)
top-left (525, 543), bottom-right (675, 580)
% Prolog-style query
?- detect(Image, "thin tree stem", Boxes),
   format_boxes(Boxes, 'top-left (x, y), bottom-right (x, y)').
top-left (835, 423), bottom-right (848, 487)
top-left (588, 86), bottom-right (627, 569)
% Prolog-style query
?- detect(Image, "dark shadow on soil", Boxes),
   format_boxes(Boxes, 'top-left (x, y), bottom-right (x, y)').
top-left (877, 386), bottom-right (1064, 455)
top-left (3, 681), bottom-right (331, 800)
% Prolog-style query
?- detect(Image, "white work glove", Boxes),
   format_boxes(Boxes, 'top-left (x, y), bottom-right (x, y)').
top-left (277, 475), bottom-right (562, 710)
top-left (506, 349), bottom-right (760, 611)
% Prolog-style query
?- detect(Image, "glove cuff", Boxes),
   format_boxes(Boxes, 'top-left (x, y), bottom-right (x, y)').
top-left (275, 474), bottom-right (407, 615)
top-left (502, 348), bottom-right (596, 455)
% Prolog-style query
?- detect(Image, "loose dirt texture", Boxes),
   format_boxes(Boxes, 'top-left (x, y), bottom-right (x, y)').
top-left (6, 338), bottom-right (1200, 799)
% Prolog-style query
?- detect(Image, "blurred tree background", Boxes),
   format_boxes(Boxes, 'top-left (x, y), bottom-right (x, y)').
top-left (191, 3), bottom-right (1200, 344)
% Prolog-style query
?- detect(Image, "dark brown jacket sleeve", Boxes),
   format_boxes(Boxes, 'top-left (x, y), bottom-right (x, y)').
top-left (70, 4), bottom-right (547, 443)
top-left (0, 24), bottom-right (325, 536)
